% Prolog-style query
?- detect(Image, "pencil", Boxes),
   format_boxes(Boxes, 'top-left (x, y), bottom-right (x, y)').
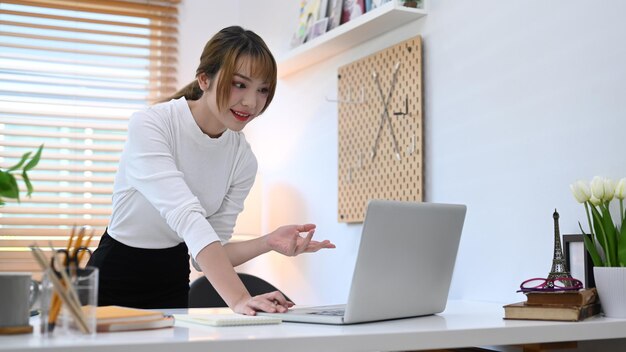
top-left (77, 228), bottom-right (95, 265)
top-left (48, 226), bottom-right (85, 331)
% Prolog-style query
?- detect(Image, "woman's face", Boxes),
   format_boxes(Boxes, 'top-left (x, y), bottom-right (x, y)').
top-left (200, 56), bottom-right (270, 136)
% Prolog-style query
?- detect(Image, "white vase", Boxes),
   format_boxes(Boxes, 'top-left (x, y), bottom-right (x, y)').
top-left (593, 267), bottom-right (626, 318)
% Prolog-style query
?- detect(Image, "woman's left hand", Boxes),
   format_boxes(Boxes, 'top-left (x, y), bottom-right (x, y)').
top-left (266, 224), bottom-right (335, 257)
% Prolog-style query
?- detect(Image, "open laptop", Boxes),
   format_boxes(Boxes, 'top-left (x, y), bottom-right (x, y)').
top-left (258, 200), bottom-right (467, 325)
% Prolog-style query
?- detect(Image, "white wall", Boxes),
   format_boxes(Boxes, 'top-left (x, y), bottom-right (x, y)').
top-left (179, 0), bottom-right (626, 305)
top-left (176, 1), bottom-right (240, 89)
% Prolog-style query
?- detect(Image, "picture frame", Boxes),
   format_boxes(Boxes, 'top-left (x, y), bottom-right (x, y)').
top-left (290, 0), bottom-right (324, 48)
top-left (341, 0), bottom-right (365, 24)
top-left (326, 0), bottom-right (343, 31)
top-left (308, 17), bottom-right (329, 41)
top-left (366, 0), bottom-right (392, 12)
top-left (563, 234), bottom-right (595, 288)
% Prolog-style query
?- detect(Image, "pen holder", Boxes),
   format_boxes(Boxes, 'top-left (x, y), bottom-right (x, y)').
top-left (38, 273), bottom-right (53, 337)
top-left (58, 266), bottom-right (99, 336)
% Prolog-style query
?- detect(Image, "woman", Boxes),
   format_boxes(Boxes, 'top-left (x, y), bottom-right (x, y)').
top-left (88, 26), bottom-right (335, 315)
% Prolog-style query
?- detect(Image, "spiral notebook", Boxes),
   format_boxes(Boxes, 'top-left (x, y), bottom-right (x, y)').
top-left (173, 313), bottom-right (281, 327)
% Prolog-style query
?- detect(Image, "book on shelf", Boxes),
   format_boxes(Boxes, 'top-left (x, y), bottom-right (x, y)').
top-left (93, 305), bottom-right (174, 332)
top-left (524, 288), bottom-right (598, 307)
top-left (503, 301), bottom-right (601, 322)
top-left (173, 313), bottom-right (282, 327)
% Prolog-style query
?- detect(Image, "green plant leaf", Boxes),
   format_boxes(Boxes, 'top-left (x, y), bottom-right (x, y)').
top-left (0, 172), bottom-right (13, 192)
top-left (7, 151), bottom-right (32, 172)
top-left (580, 222), bottom-right (604, 267)
top-left (22, 171), bottom-right (33, 197)
top-left (0, 173), bottom-right (20, 201)
top-left (601, 205), bottom-right (618, 266)
top-left (589, 205), bottom-right (609, 262)
top-left (619, 223), bottom-right (626, 266)
top-left (24, 144), bottom-right (43, 171)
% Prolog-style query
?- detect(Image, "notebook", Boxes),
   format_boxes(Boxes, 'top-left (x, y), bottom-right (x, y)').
top-left (95, 305), bottom-right (164, 323)
top-left (174, 313), bottom-right (281, 327)
top-left (93, 306), bottom-right (173, 332)
top-left (258, 200), bottom-right (467, 325)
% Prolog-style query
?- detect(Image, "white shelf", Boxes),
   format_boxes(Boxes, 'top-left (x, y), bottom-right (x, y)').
top-left (277, 3), bottom-right (427, 78)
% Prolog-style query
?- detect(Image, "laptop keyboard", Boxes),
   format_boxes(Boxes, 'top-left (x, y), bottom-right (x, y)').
top-left (307, 308), bottom-right (345, 316)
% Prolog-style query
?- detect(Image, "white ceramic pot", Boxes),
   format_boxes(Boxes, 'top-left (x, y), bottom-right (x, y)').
top-left (594, 267), bottom-right (626, 318)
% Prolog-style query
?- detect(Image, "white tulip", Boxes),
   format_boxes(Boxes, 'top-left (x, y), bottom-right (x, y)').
top-left (603, 178), bottom-right (616, 202)
top-left (590, 176), bottom-right (606, 201)
top-left (616, 178), bottom-right (626, 200)
top-left (570, 180), bottom-right (591, 203)
top-left (589, 195), bottom-right (602, 206)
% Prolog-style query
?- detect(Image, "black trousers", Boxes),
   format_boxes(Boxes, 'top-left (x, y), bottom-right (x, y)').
top-left (87, 230), bottom-right (191, 309)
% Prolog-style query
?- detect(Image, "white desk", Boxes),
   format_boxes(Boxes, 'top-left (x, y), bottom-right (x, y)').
top-left (3, 300), bottom-right (626, 352)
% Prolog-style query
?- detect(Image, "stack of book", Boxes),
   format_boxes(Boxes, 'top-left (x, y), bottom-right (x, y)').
top-left (94, 306), bottom-right (174, 332)
top-left (503, 288), bottom-right (601, 322)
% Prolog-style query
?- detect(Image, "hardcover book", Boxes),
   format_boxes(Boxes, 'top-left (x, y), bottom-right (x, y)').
top-left (503, 301), bottom-right (601, 322)
top-left (524, 288), bottom-right (598, 307)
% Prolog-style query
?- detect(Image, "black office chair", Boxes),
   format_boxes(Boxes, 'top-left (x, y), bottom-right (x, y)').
top-left (188, 273), bottom-right (293, 308)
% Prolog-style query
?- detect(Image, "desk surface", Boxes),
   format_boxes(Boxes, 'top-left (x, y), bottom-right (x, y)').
top-left (3, 300), bottom-right (626, 352)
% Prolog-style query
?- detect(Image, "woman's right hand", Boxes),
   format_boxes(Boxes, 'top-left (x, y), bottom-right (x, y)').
top-left (233, 290), bottom-right (294, 316)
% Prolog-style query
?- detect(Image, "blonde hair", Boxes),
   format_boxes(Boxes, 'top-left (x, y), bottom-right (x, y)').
top-left (167, 26), bottom-right (277, 114)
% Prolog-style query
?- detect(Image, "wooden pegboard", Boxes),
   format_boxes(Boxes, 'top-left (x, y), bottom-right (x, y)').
top-left (338, 35), bottom-right (423, 223)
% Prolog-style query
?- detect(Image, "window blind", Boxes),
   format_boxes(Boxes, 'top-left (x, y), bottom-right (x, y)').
top-left (0, 0), bottom-right (178, 275)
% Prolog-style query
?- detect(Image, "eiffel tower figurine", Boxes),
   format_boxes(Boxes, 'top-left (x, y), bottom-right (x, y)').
top-left (547, 209), bottom-right (573, 287)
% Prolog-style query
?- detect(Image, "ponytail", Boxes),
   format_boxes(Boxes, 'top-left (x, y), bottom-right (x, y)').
top-left (160, 80), bottom-right (204, 103)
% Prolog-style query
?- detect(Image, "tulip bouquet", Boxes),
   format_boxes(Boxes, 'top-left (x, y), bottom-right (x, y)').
top-left (570, 176), bottom-right (626, 267)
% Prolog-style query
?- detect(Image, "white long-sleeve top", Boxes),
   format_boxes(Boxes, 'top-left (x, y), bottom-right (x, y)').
top-left (107, 97), bottom-right (257, 259)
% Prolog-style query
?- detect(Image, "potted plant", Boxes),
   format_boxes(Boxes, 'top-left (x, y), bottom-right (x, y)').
top-left (570, 176), bottom-right (626, 317)
top-left (0, 145), bottom-right (43, 206)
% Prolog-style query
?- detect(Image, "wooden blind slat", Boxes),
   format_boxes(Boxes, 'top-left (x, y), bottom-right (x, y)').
top-left (0, 218), bottom-right (110, 226)
top-left (0, 31), bottom-right (179, 52)
top-left (0, 42), bottom-right (178, 61)
top-left (0, 61), bottom-right (177, 80)
top-left (0, 239), bottom-right (78, 248)
top-left (0, 129), bottom-right (127, 142)
top-left (1, 207), bottom-right (112, 215)
top-left (0, 104), bottom-right (135, 121)
top-left (0, 164), bottom-right (118, 173)
top-left (0, 117), bottom-right (128, 130)
top-left (1, 0), bottom-right (178, 22)
top-left (17, 185), bottom-right (114, 194)
top-left (0, 88), bottom-right (148, 102)
top-left (0, 9), bottom-right (178, 34)
top-left (0, 228), bottom-right (105, 236)
top-left (2, 196), bottom-right (112, 204)
top-left (0, 19), bottom-right (178, 42)
top-left (0, 207), bottom-right (112, 216)
top-left (0, 140), bottom-right (124, 152)
top-left (1, 152), bottom-right (120, 162)
top-left (25, 174), bottom-right (116, 183)
top-left (1, 52), bottom-right (178, 72)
